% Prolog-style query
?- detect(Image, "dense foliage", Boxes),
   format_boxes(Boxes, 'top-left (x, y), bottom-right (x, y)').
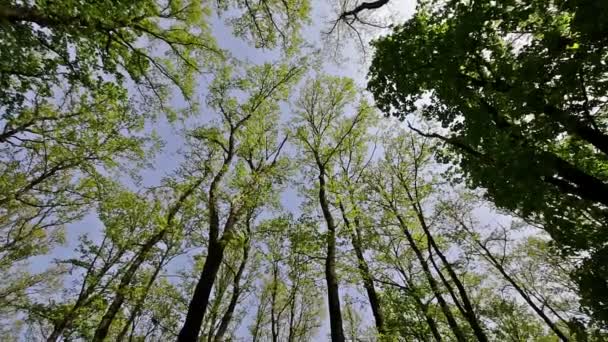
top-left (0, 0), bottom-right (606, 341)
top-left (369, 0), bottom-right (608, 327)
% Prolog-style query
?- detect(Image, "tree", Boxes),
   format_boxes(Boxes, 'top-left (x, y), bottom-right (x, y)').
top-left (25, 181), bottom-right (198, 342)
top-left (292, 75), bottom-right (376, 342)
top-left (365, 132), bottom-right (471, 341)
top-left (177, 61), bottom-right (303, 341)
top-left (0, 83), bottom-right (157, 312)
top-left (368, 0), bottom-right (608, 325)
top-left (332, 113), bottom-right (386, 336)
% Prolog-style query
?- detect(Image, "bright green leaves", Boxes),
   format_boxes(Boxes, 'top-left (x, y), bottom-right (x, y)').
top-left (188, 63), bottom-right (302, 211)
top-left (292, 75), bottom-right (376, 172)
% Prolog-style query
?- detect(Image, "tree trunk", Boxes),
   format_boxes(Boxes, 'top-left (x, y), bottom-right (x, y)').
top-left (287, 291), bottom-right (297, 342)
top-left (457, 220), bottom-right (570, 341)
top-left (93, 180), bottom-right (202, 341)
top-left (214, 239), bottom-right (251, 342)
top-left (318, 172), bottom-right (345, 342)
top-left (395, 213), bottom-right (467, 342)
top-left (48, 237), bottom-right (126, 342)
top-left (405, 190), bottom-right (488, 342)
top-left (116, 250), bottom-right (171, 341)
top-left (178, 239), bottom-right (226, 341)
top-left (270, 262), bottom-right (280, 342)
top-left (395, 266), bottom-right (443, 342)
top-left (178, 152), bottom-right (237, 342)
top-left (415, 295), bottom-right (443, 341)
top-left (92, 231), bottom-right (165, 342)
top-left (338, 202), bottom-right (385, 335)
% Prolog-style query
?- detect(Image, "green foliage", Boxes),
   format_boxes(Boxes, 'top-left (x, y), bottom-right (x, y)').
top-left (369, 0), bottom-right (608, 325)
top-left (2, 0), bottom-right (607, 338)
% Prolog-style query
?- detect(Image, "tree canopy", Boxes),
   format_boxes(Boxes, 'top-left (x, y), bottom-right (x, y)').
top-left (1, 0), bottom-right (607, 341)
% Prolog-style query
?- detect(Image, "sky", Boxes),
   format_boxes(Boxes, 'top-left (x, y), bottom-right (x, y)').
top-left (30, 0), bottom-right (418, 339)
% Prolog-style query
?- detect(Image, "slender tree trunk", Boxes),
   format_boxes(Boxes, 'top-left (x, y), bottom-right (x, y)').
top-left (405, 190), bottom-right (488, 342)
top-left (487, 248), bottom-right (569, 341)
top-left (92, 231), bottom-right (165, 342)
top-left (251, 292), bottom-right (268, 342)
top-left (338, 202), bottom-right (385, 335)
top-left (205, 282), bottom-right (228, 342)
top-left (457, 220), bottom-right (569, 341)
top-left (425, 244), bottom-right (468, 313)
top-left (395, 266), bottom-right (443, 342)
top-left (395, 213), bottom-right (467, 342)
top-left (214, 239), bottom-right (251, 342)
top-left (318, 171), bottom-right (345, 342)
top-left (415, 296), bottom-right (443, 341)
top-left (48, 241), bottom-right (126, 342)
top-left (422, 220), bottom-right (488, 342)
top-left (287, 291), bottom-right (297, 342)
top-left (270, 262), bottom-right (280, 342)
top-left (92, 241), bottom-right (159, 341)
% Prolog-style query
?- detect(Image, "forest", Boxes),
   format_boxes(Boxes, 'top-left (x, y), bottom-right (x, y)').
top-left (0, 0), bottom-right (607, 341)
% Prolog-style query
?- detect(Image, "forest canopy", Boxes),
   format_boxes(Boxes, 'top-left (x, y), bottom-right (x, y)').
top-left (0, 0), bottom-right (607, 341)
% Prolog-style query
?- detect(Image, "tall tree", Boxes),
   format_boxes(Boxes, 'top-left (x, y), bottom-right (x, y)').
top-left (292, 75), bottom-right (375, 342)
top-left (250, 215), bottom-right (323, 342)
top-left (332, 113), bottom-right (386, 336)
top-left (177, 61), bottom-right (302, 341)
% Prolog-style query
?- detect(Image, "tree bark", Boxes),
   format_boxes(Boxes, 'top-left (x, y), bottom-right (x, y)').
top-left (178, 238), bottom-right (227, 341)
top-left (270, 262), bottom-right (280, 342)
top-left (318, 171), bottom-right (345, 342)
